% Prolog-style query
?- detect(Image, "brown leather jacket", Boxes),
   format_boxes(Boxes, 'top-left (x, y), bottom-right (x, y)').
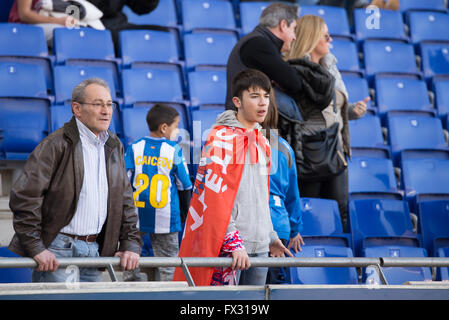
top-left (8, 117), bottom-right (142, 258)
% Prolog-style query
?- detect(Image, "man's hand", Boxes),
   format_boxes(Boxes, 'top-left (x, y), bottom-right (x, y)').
top-left (33, 249), bottom-right (58, 272)
top-left (269, 239), bottom-right (294, 258)
top-left (114, 251), bottom-right (140, 271)
top-left (231, 249), bottom-right (251, 270)
top-left (288, 233), bottom-right (305, 253)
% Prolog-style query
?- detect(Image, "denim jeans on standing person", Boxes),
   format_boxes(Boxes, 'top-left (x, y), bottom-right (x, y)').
top-left (236, 252), bottom-right (269, 286)
top-left (31, 233), bottom-right (103, 283)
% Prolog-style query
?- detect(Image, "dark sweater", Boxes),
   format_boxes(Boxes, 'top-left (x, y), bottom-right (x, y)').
top-left (225, 25), bottom-right (302, 109)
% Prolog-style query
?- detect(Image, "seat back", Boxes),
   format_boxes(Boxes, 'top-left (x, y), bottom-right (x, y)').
top-left (349, 115), bottom-right (389, 158)
top-left (354, 8), bottom-right (407, 42)
top-left (181, 0), bottom-right (236, 33)
top-left (122, 0), bottom-right (178, 28)
top-left (420, 42), bottom-right (449, 79)
top-left (299, 5), bottom-right (351, 39)
top-left (330, 39), bottom-right (361, 74)
top-left (409, 11), bottom-right (449, 44)
top-left (418, 200), bottom-right (449, 256)
top-left (239, 2), bottom-right (268, 36)
top-left (188, 69), bottom-right (226, 107)
top-left (0, 247), bottom-right (32, 283)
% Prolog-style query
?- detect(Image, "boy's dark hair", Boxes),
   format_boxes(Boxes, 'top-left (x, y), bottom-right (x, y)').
top-left (231, 69), bottom-right (272, 100)
top-left (146, 103), bottom-right (179, 132)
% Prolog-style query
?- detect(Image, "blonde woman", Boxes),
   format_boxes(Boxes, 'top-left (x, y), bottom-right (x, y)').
top-left (281, 15), bottom-right (369, 231)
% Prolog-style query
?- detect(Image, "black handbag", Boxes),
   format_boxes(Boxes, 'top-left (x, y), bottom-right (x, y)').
top-left (298, 92), bottom-right (347, 181)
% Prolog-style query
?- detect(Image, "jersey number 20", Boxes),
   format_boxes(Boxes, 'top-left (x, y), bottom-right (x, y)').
top-left (133, 173), bottom-right (169, 208)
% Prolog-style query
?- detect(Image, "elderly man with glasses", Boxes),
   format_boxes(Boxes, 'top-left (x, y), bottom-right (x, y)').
top-left (8, 77), bottom-right (142, 283)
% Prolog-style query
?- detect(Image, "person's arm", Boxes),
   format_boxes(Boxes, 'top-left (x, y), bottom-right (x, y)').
top-left (240, 36), bottom-right (302, 96)
top-left (17, 0), bottom-right (69, 25)
top-left (348, 97), bottom-right (370, 120)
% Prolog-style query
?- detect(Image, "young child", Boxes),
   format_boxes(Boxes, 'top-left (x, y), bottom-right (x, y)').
top-left (124, 103), bottom-right (192, 281)
top-left (173, 69), bottom-right (292, 286)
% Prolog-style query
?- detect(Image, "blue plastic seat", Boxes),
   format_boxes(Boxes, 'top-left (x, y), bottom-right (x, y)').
top-left (341, 75), bottom-right (375, 114)
top-left (349, 115), bottom-right (390, 159)
top-left (121, 67), bottom-right (186, 107)
top-left (119, 29), bottom-right (182, 68)
top-left (418, 200), bottom-right (449, 257)
top-left (0, 247), bottom-right (32, 283)
top-left (188, 69), bottom-right (226, 107)
top-left (387, 115), bottom-right (449, 166)
top-left (401, 158), bottom-right (449, 210)
top-left (375, 77), bottom-right (433, 118)
top-left (53, 28), bottom-right (120, 92)
top-left (437, 247), bottom-right (449, 281)
top-left (0, 62), bottom-right (50, 160)
top-left (349, 199), bottom-right (419, 257)
top-left (181, 0), bottom-right (237, 33)
top-left (399, 0), bottom-right (447, 13)
top-left (0, 23), bottom-right (54, 93)
top-left (329, 39), bottom-right (362, 76)
top-left (300, 198), bottom-right (350, 247)
top-left (353, 8), bottom-right (408, 42)
top-left (348, 157), bottom-right (402, 200)
top-left (433, 79), bottom-right (449, 125)
top-left (183, 31), bottom-right (237, 70)
top-left (419, 42), bottom-right (449, 80)
top-left (409, 11), bottom-right (449, 44)
top-left (239, 1), bottom-right (269, 36)
top-left (122, 0), bottom-right (178, 28)
top-left (363, 41), bottom-right (420, 80)
top-left (362, 246), bottom-right (432, 284)
top-left (53, 65), bottom-right (117, 104)
top-left (299, 5), bottom-right (352, 39)
top-left (287, 245), bottom-right (358, 285)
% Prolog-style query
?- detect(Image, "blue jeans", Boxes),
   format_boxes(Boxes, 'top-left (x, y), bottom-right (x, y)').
top-left (32, 233), bottom-right (103, 283)
top-left (236, 252), bottom-right (269, 286)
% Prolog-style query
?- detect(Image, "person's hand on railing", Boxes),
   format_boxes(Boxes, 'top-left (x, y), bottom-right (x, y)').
top-left (114, 251), bottom-right (140, 271)
top-left (33, 249), bottom-right (59, 272)
top-left (231, 249), bottom-right (251, 270)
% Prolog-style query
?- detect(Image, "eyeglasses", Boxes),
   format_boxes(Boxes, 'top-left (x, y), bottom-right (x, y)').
top-left (77, 101), bottom-right (117, 110)
top-left (324, 33), bottom-right (331, 42)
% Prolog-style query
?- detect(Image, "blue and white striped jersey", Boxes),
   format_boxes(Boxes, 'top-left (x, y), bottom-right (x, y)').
top-left (125, 136), bottom-right (192, 234)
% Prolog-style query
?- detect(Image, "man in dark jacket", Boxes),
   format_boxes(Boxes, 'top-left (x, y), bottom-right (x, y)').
top-left (9, 77), bottom-right (142, 282)
top-left (225, 2), bottom-right (302, 110)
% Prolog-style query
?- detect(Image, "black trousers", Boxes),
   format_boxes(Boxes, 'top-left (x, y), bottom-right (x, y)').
top-left (299, 168), bottom-right (349, 233)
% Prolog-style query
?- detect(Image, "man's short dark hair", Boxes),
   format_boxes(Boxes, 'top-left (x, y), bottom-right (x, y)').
top-left (231, 69), bottom-right (272, 100)
top-left (146, 103), bottom-right (179, 132)
top-left (259, 2), bottom-right (299, 28)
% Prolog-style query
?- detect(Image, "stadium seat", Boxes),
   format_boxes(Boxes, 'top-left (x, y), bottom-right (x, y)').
top-left (348, 199), bottom-right (419, 257)
top-left (349, 115), bottom-right (390, 159)
top-left (0, 62), bottom-right (50, 160)
top-left (433, 78), bottom-right (449, 126)
top-left (329, 39), bottom-right (362, 76)
top-left (287, 245), bottom-right (358, 285)
top-left (374, 76), bottom-right (434, 118)
top-left (0, 23), bottom-right (54, 93)
top-left (408, 11), bottom-right (449, 44)
top-left (353, 8), bottom-right (408, 42)
top-left (183, 31), bottom-right (237, 70)
top-left (190, 105), bottom-right (223, 175)
top-left (239, 2), bottom-right (268, 36)
top-left (122, 0), bottom-right (178, 28)
top-left (188, 69), bottom-right (226, 107)
top-left (300, 198), bottom-right (350, 247)
top-left (348, 157), bottom-right (402, 200)
top-left (181, 0), bottom-right (237, 33)
top-left (299, 5), bottom-right (352, 39)
top-left (363, 40), bottom-right (420, 80)
top-left (53, 28), bottom-right (120, 92)
top-left (0, 247), bottom-right (31, 283)
top-left (50, 103), bottom-right (122, 137)
top-left (418, 200), bottom-right (449, 257)
top-left (119, 29), bottom-right (182, 69)
top-left (362, 246), bottom-right (432, 284)
top-left (401, 158), bottom-right (449, 211)
top-left (386, 115), bottom-right (449, 166)
top-left (121, 67), bottom-right (186, 107)
top-left (53, 65), bottom-right (117, 105)
top-left (419, 42), bottom-right (449, 80)
top-left (399, 0), bottom-right (447, 14)
top-left (436, 247), bottom-right (449, 281)
top-left (341, 75), bottom-right (375, 114)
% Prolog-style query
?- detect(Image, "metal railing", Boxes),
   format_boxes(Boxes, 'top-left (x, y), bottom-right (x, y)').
top-left (1, 256), bottom-right (449, 286)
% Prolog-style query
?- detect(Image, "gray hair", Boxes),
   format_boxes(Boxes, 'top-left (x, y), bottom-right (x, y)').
top-left (259, 2), bottom-right (299, 28)
top-left (71, 77), bottom-right (110, 103)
